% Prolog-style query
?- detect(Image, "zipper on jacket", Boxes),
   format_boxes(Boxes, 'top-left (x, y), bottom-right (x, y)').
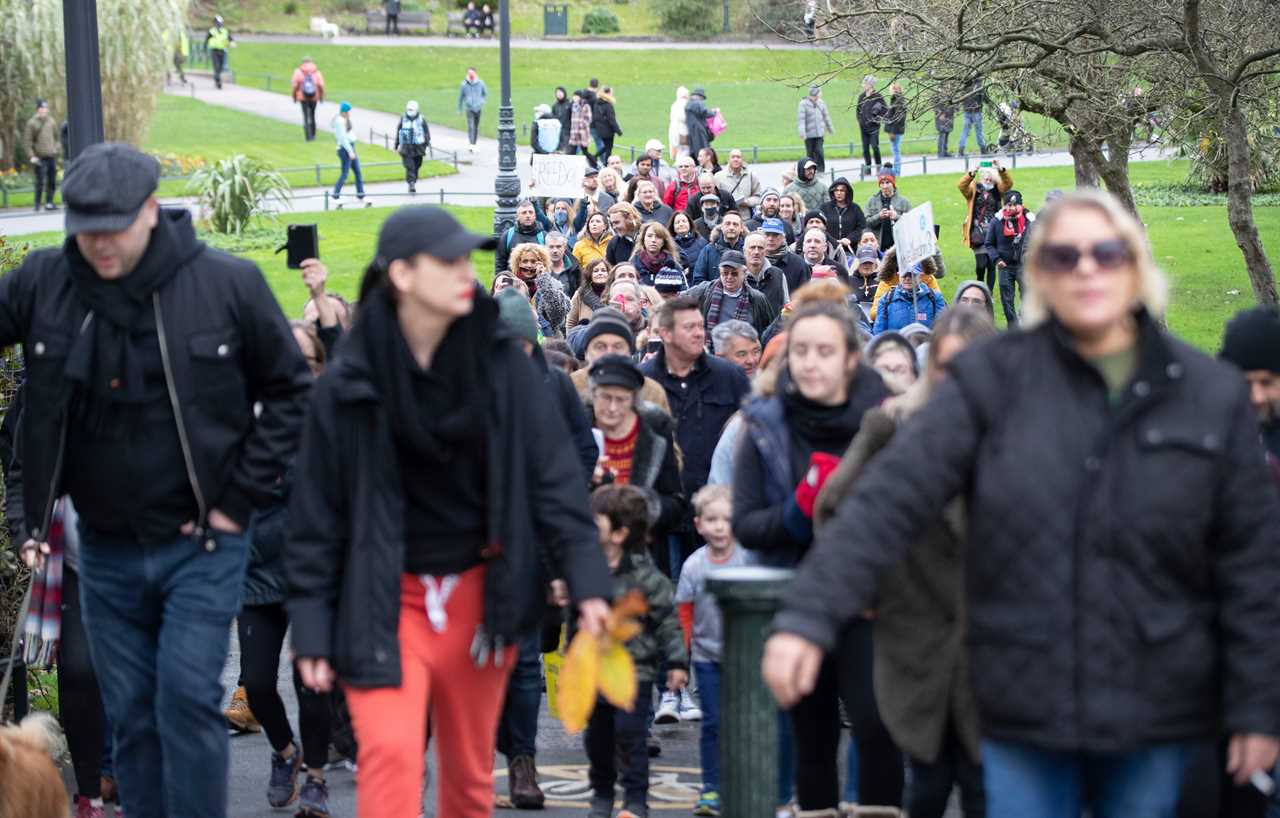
top-left (33, 311), bottom-right (93, 541)
top-left (153, 293), bottom-right (211, 549)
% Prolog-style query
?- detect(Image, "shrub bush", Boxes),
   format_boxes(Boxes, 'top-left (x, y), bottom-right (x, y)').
top-left (187, 155), bottom-right (292, 236)
top-left (653, 0), bottom-right (718, 39)
top-left (0, 234), bottom-right (28, 692)
top-left (283, 0), bottom-right (299, 14)
top-left (581, 7), bottom-right (620, 35)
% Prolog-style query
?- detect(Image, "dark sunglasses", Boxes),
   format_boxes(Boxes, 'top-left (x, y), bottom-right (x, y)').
top-left (1036, 239), bottom-right (1133, 275)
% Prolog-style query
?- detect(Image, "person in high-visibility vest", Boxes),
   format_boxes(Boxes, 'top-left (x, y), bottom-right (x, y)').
top-left (166, 27), bottom-right (190, 85)
top-left (205, 15), bottom-right (234, 89)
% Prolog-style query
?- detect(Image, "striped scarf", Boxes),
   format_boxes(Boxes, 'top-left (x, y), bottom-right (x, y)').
top-left (22, 499), bottom-right (65, 668)
top-left (704, 280), bottom-right (752, 329)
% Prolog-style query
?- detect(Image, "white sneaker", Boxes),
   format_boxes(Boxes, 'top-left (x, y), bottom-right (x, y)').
top-left (653, 691), bottom-right (680, 724)
top-left (678, 688), bottom-right (702, 721)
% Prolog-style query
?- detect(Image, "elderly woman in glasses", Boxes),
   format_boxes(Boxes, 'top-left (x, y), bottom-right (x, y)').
top-left (762, 189), bottom-right (1280, 818)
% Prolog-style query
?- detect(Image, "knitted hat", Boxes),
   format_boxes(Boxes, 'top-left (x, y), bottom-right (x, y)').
top-left (653, 266), bottom-right (687, 294)
top-left (878, 171), bottom-right (896, 185)
top-left (1221, 307), bottom-right (1280, 374)
top-left (582, 307), bottom-right (636, 354)
top-left (760, 187), bottom-right (781, 201)
top-left (495, 288), bottom-right (538, 344)
top-left (339, 101), bottom-right (352, 113)
top-left (808, 84), bottom-right (820, 97)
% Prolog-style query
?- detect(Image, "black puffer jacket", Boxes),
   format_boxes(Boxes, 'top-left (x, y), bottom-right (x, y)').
top-left (0, 210), bottom-right (310, 542)
top-left (775, 312), bottom-right (1280, 751)
top-left (819, 178), bottom-right (866, 245)
top-left (286, 295), bottom-right (614, 688)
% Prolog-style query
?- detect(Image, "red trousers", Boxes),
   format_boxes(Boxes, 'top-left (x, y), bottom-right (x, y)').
top-left (344, 567), bottom-right (515, 818)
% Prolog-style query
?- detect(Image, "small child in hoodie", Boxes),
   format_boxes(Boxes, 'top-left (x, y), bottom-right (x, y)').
top-left (676, 485), bottom-right (751, 817)
top-left (588, 484), bottom-right (688, 818)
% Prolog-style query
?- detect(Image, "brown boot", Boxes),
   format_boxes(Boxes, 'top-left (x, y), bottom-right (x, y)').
top-left (100, 774), bottom-right (117, 803)
top-left (223, 685), bottom-right (262, 733)
top-left (508, 755), bottom-right (545, 810)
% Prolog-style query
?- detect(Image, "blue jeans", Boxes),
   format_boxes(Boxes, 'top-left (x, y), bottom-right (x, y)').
top-left (694, 661), bottom-right (722, 793)
top-left (334, 148), bottom-right (364, 198)
top-left (498, 628), bottom-right (543, 759)
top-left (959, 111), bottom-right (986, 153)
top-left (889, 134), bottom-right (903, 174)
top-left (78, 528), bottom-right (249, 818)
top-left (842, 735), bottom-right (860, 803)
top-left (982, 739), bottom-right (1194, 818)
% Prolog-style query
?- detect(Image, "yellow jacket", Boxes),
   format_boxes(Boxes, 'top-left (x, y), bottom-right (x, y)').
top-left (572, 232), bottom-right (611, 269)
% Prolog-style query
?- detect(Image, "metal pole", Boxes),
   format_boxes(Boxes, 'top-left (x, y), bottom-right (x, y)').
top-left (492, 0), bottom-right (518, 266)
top-left (722, 0), bottom-right (729, 33)
top-left (63, 0), bottom-right (106, 160)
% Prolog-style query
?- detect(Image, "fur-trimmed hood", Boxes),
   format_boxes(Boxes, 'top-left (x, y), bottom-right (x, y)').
top-left (878, 245), bottom-right (939, 283)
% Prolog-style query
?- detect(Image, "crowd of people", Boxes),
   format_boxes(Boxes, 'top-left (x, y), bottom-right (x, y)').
top-left (6, 103), bottom-right (1280, 818)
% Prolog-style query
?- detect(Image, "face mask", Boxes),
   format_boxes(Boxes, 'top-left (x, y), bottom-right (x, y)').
top-left (703, 207), bottom-right (719, 220)
top-left (979, 182), bottom-right (995, 191)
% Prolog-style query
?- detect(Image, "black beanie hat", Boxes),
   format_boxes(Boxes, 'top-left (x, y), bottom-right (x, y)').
top-left (582, 307), bottom-right (636, 354)
top-left (1221, 307), bottom-right (1280, 374)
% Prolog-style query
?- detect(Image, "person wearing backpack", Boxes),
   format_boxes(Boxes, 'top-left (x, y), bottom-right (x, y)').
top-left (531, 104), bottom-right (562, 155)
top-left (395, 100), bottom-right (431, 195)
top-left (291, 57), bottom-right (325, 142)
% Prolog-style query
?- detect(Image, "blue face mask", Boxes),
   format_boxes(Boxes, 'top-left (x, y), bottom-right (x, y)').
top-left (979, 182), bottom-right (995, 192)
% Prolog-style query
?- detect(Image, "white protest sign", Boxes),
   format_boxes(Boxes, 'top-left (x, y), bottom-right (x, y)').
top-left (893, 201), bottom-right (938, 272)
top-left (529, 154), bottom-right (587, 198)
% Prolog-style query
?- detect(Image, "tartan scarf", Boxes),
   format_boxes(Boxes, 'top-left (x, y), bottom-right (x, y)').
top-left (704, 280), bottom-right (753, 329)
top-left (23, 499), bottom-right (65, 668)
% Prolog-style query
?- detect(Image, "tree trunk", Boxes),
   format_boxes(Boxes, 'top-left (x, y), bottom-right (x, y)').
top-left (1222, 102), bottom-right (1278, 305)
top-left (1097, 129), bottom-right (1138, 217)
top-left (1069, 134), bottom-right (1102, 188)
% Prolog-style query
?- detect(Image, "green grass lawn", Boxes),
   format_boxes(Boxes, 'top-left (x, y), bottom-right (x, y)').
top-left (226, 42), bottom-right (1067, 162)
top-left (8, 162), bottom-right (1274, 351)
top-left (0, 95), bottom-right (455, 211)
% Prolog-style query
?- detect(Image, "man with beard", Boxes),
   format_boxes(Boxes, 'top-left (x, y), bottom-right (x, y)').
top-left (741, 231), bottom-right (789, 314)
top-left (497, 199), bottom-right (547, 272)
top-left (783, 157), bottom-right (829, 213)
top-left (1221, 307), bottom-right (1280, 469)
top-left (693, 194), bottom-right (723, 241)
top-left (625, 154), bottom-right (666, 202)
top-left (692, 210), bottom-right (746, 285)
top-left (760, 218), bottom-right (811, 293)
top-left (747, 187), bottom-right (782, 231)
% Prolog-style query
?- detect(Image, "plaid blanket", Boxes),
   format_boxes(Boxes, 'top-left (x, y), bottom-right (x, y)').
top-left (22, 499), bottom-right (65, 668)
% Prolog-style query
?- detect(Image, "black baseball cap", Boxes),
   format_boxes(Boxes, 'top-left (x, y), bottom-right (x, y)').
top-left (588, 354), bottom-right (645, 391)
top-left (62, 143), bottom-right (161, 236)
top-left (719, 250), bottom-right (747, 270)
top-left (375, 205), bottom-right (497, 265)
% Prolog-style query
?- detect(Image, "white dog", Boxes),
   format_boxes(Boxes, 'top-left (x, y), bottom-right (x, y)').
top-left (309, 16), bottom-right (341, 39)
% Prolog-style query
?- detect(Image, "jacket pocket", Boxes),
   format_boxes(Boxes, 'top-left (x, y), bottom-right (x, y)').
top-left (966, 604), bottom-right (1056, 729)
top-left (188, 327), bottom-right (246, 409)
top-left (26, 323), bottom-right (72, 400)
top-left (1134, 601), bottom-right (1214, 725)
top-left (1132, 423), bottom-right (1221, 530)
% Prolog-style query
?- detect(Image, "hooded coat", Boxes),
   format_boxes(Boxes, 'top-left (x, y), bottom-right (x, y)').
top-left (783, 158), bottom-right (830, 213)
top-left (868, 246), bottom-right (945, 322)
top-left (685, 94), bottom-right (714, 160)
top-left (552, 88), bottom-right (573, 150)
top-left (669, 86), bottom-right (690, 155)
top-left (819, 178), bottom-right (867, 245)
top-left (872, 280), bottom-right (947, 335)
top-left (953, 279), bottom-right (996, 321)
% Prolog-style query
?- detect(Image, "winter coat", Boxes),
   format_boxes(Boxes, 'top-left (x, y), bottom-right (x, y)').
top-left (872, 283), bottom-right (947, 334)
top-left (934, 98), bottom-right (956, 133)
top-left (532, 114), bottom-right (562, 154)
top-left (865, 190), bottom-right (912, 250)
top-left (685, 279), bottom-right (777, 338)
top-left (0, 209), bottom-right (310, 541)
top-left (749, 265), bottom-right (790, 315)
top-left (287, 295), bottom-right (614, 688)
top-left (669, 89), bottom-right (690, 152)
top-left (685, 97), bottom-right (714, 159)
top-left (572, 231), bottom-right (612, 270)
top-left (552, 255), bottom-right (581, 296)
top-left (715, 166), bottom-right (762, 216)
top-left (784, 159), bottom-right (830, 213)
top-left (856, 90), bottom-right (887, 130)
top-left (457, 77), bottom-right (487, 113)
top-left (868, 247), bottom-right (945, 322)
top-left (552, 92), bottom-right (573, 150)
top-left (593, 93), bottom-right (622, 139)
top-left (776, 310), bottom-right (1280, 752)
top-left (732, 367), bottom-right (889, 568)
top-left (24, 116), bottom-right (59, 160)
top-left (814, 406), bottom-right (981, 764)
top-left (884, 93), bottom-right (907, 136)
top-left (797, 96), bottom-right (834, 140)
top-left (569, 551), bottom-right (686, 685)
top-left (984, 210), bottom-right (1035, 267)
top-left (605, 234), bottom-right (635, 267)
top-left (674, 231), bottom-right (709, 275)
top-left (291, 62), bottom-right (325, 102)
top-left (640, 347), bottom-right (751, 496)
top-left (531, 273), bottom-right (571, 339)
top-left (636, 200), bottom-right (674, 226)
top-left (570, 369), bottom-right (672, 417)
top-left (961, 80), bottom-right (986, 114)
top-left (243, 495), bottom-right (291, 607)
top-left (586, 404), bottom-right (687, 534)
top-left (395, 114), bottom-right (430, 152)
top-left (568, 100), bottom-right (593, 148)
top-left (692, 233), bottom-right (745, 286)
top-left (819, 178), bottom-right (867, 245)
top-left (958, 168), bottom-right (1013, 249)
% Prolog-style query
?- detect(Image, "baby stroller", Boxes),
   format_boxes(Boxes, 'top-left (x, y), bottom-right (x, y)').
top-left (995, 100), bottom-right (1035, 154)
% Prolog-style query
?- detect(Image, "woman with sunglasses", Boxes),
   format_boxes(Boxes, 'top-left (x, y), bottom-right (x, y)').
top-left (764, 189), bottom-right (1280, 818)
top-left (287, 206), bottom-right (612, 818)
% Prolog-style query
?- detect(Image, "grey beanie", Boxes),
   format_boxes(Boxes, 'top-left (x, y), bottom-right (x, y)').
top-left (954, 279), bottom-right (996, 321)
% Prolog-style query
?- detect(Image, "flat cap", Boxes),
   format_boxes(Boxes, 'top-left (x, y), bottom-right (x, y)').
top-left (62, 143), bottom-right (161, 236)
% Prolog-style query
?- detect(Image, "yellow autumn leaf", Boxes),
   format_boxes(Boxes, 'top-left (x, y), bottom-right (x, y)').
top-left (606, 590), bottom-right (648, 644)
top-left (556, 629), bottom-right (601, 734)
top-left (610, 618), bottom-right (643, 643)
top-left (598, 642), bottom-right (638, 711)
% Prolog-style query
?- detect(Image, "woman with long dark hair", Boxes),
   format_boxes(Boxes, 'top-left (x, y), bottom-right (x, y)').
top-left (766, 190), bottom-right (1280, 818)
top-left (732, 300), bottom-right (903, 815)
top-left (286, 206), bottom-right (612, 818)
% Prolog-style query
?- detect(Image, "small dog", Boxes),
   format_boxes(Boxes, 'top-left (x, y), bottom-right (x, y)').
top-left (310, 15), bottom-right (341, 39)
top-left (0, 712), bottom-right (69, 818)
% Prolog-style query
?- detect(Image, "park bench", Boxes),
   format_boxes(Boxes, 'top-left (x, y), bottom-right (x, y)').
top-left (446, 10), bottom-right (499, 36)
top-left (365, 9), bottom-right (434, 34)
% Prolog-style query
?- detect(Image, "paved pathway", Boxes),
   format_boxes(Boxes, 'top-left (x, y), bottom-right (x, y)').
top-left (0, 74), bottom-right (1172, 237)
top-left (237, 32), bottom-right (814, 50)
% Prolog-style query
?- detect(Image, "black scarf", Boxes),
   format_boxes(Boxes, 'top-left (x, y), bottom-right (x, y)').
top-left (354, 286), bottom-right (492, 462)
top-left (781, 367), bottom-right (883, 453)
top-left (64, 212), bottom-right (186, 403)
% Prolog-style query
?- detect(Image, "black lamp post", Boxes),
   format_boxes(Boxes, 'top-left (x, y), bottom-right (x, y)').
top-left (492, 0), bottom-right (518, 266)
top-left (63, 0), bottom-right (106, 160)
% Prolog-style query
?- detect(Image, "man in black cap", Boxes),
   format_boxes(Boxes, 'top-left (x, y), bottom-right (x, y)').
top-left (984, 188), bottom-right (1032, 327)
top-left (686, 249), bottom-right (776, 338)
top-left (1221, 307), bottom-right (1280, 468)
top-left (568, 308), bottom-right (671, 412)
top-left (4, 142), bottom-right (310, 818)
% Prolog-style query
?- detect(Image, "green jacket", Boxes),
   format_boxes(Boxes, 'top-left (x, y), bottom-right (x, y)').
top-left (24, 116), bottom-right (59, 160)
top-left (594, 551), bottom-right (688, 685)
